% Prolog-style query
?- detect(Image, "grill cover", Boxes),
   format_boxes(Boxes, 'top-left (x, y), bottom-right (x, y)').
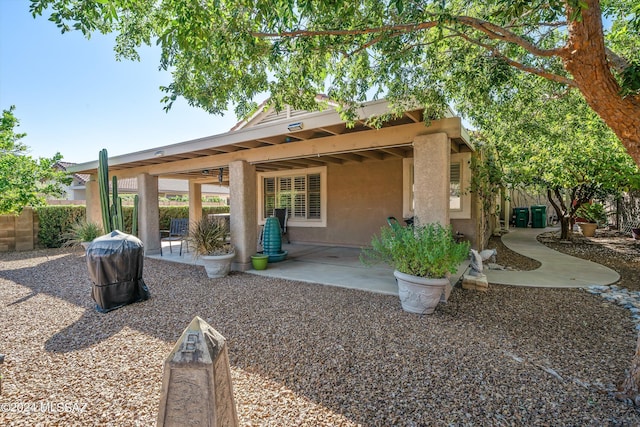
top-left (86, 230), bottom-right (150, 313)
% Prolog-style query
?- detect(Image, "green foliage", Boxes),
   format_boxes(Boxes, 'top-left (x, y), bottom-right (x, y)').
top-left (34, 205), bottom-right (229, 248)
top-left (361, 222), bottom-right (470, 278)
top-left (188, 216), bottom-right (233, 257)
top-left (27, 0), bottom-right (636, 122)
top-left (575, 202), bottom-right (608, 225)
top-left (61, 220), bottom-right (103, 247)
top-left (35, 206), bottom-right (86, 248)
top-left (29, 0), bottom-right (640, 170)
top-left (0, 106), bottom-right (71, 214)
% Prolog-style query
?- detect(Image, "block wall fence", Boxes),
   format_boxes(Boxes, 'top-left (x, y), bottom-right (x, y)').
top-left (0, 207), bottom-right (37, 252)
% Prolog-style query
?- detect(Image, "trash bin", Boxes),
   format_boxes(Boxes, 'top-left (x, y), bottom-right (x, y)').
top-left (513, 207), bottom-right (530, 228)
top-left (530, 205), bottom-right (547, 228)
top-left (86, 230), bottom-right (150, 313)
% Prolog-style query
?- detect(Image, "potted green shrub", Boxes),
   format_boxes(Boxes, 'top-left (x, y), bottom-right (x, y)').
top-left (188, 217), bottom-right (235, 278)
top-left (361, 221), bottom-right (470, 314)
top-left (575, 202), bottom-right (607, 237)
top-left (62, 220), bottom-right (103, 250)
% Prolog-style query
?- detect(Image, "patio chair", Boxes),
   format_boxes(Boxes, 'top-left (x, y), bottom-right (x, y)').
top-left (160, 218), bottom-right (189, 256)
top-left (273, 208), bottom-right (290, 243)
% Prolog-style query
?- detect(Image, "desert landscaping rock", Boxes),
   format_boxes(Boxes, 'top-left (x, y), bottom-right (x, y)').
top-left (1, 244), bottom-right (640, 425)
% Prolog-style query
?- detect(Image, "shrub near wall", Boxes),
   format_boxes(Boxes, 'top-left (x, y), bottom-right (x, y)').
top-left (34, 205), bottom-right (231, 248)
top-left (35, 206), bottom-right (87, 248)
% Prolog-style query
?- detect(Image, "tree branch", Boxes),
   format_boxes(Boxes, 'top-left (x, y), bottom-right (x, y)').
top-left (605, 47), bottom-right (632, 74)
top-left (453, 31), bottom-right (577, 87)
top-left (251, 22), bottom-right (439, 38)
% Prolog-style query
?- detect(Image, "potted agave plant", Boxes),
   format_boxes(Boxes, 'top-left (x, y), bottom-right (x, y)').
top-left (188, 217), bottom-right (235, 278)
top-left (361, 221), bottom-right (470, 314)
top-left (62, 220), bottom-right (103, 251)
top-left (575, 202), bottom-right (607, 238)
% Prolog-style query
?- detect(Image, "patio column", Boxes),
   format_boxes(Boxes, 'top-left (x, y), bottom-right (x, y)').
top-left (413, 132), bottom-right (450, 226)
top-left (229, 160), bottom-right (257, 271)
top-left (188, 180), bottom-right (202, 225)
top-left (85, 174), bottom-right (102, 227)
top-left (137, 173), bottom-right (161, 255)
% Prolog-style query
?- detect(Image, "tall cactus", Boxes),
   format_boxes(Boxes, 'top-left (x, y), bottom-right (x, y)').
top-left (97, 148), bottom-right (132, 234)
top-left (132, 195), bottom-right (139, 236)
top-left (98, 149), bottom-right (112, 233)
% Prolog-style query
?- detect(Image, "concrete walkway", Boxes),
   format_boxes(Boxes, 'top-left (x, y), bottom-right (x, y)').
top-left (484, 227), bottom-right (620, 288)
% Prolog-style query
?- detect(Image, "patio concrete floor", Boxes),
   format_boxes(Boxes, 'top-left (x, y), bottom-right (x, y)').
top-left (147, 226), bottom-right (620, 294)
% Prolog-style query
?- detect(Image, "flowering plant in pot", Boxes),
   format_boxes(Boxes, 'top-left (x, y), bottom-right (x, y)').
top-left (188, 217), bottom-right (235, 278)
top-left (361, 221), bottom-right (470, 314)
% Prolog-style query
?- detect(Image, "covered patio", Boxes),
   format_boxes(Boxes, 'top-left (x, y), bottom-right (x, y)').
top-left (69, 98), bottom-right (477, 272)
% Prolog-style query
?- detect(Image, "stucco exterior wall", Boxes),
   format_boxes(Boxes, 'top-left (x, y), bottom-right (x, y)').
top-left (451, 191), bottom-right (479, 249)
top-left (288, 159), bottom-right (404, 247)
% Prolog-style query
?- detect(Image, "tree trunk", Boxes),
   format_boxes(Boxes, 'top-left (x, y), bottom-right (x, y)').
top-left (559, 216), bottom-right (570, 240)
top-left (566, 4), bottom-right (640, 394)
top-left (563, 0), bottom-right (640, 165)
top-left (618, 339), bottom-right (640, 405)
top-left (547, 188), bottom-right (571, 240)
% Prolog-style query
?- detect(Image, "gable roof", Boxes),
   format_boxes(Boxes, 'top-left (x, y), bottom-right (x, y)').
top-left (230, 95), bottom-right (339, 131)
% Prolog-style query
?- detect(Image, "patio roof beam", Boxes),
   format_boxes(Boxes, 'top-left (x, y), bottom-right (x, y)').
top-left (353, 150), bottom-right (385, 161)
top-left (379, 147), bottom-right (410, 158)
top-left (405, 110), bottom-right (422, 123)
top-left (328, 153), bottom-right (365, 163)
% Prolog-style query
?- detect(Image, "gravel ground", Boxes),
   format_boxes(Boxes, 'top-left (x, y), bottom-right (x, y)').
top-left (1, 244), bottom-right (639, 426)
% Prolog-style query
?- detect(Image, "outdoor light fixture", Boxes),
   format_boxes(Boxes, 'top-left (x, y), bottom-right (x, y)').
top-left (154, 150), bottom-right (165, 157)
top-left (287, 122), bottom-right (303, 132)
top-left (202, 169), bottom-right (210, 175)
top-left (218, 168), bottom-right (224, 183)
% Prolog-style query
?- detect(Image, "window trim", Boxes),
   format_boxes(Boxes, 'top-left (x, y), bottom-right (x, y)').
top-left (449, 161), bottom-right (463, 212)
top-left (450, 153), bottom-right (472, 219)
top-left (257, 166), bottom-right (327, 227)
top-left (402, 153), bottom-right (472, 220)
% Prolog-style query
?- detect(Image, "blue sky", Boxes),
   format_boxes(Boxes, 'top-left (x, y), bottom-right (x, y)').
top-left (0, 1), bottom-right (241, 164)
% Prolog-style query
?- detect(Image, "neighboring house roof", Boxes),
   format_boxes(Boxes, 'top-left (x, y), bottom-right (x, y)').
top-left (55, 161), bottom-right (91, 184)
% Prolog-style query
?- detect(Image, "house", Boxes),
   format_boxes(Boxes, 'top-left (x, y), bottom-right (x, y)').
top-left (68, 99), bottom-right (479, 271)
top-left (54, 161), bottom-right (229, 203)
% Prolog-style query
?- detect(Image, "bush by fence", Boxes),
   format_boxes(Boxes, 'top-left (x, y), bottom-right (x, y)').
top-left (35, 206), bottom-right (87, 248)
top-left (31, 205), bottom-right (231, 249)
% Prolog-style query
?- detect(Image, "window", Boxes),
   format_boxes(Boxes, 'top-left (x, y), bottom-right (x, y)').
top-left (258, 167), bottom-right (327, 227)
top-left (450, 162), bottom-right (462, 211)
top-left (402, 153), bottom-right (472, 219)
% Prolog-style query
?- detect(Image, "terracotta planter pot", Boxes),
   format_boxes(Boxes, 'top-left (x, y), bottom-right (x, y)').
top-left (577, 222), bottom-right (597, 238)
top-left (394, 270), bottom-right (449, 314)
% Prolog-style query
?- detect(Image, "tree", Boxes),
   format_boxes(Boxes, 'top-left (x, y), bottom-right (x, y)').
top-left (0, 106), bottom-right (70, 215)
top-left (30, 0), bottom-right (640, 162)
top-left (466, 73), bottom-right (640, 240)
